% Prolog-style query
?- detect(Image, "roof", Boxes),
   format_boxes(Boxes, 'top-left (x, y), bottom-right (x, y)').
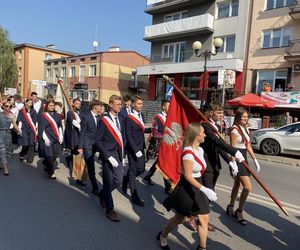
top-left (14, 43), bottom-right (77, 56)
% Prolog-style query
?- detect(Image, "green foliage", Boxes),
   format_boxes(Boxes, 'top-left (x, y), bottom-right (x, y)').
top-left (275, 115), bottom-right (285, 128)
top-left (0, 27), bottom-right (18, 93)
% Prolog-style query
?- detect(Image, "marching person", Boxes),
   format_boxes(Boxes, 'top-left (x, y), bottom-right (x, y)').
top-left (122, 95), bottom-right (150, 206)
top-left (64, 98), bottom-right (85, 185)
top-left (17, 99), bottom-right (38, 163)
top-left (31, 92), bottom-right (42, 115)
top-left (200, 102), bottom-right (245, 231)
top-left (158, 123), bottom-right (217, 250)
top-left (38, 101), bottom-right (64, 179)
top-left (144, 100), bottom-right (171, 193)
top-left (119, 95), bottom-right (132, 118)
top-left (226, 107), bottom-right (261, 225)
top-left (96, 95), bottom-right (125, 222)
top-left (78, 100), bottom-right (104, 194)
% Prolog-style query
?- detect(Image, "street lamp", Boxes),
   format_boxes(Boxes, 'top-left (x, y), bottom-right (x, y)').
top-left (192, 38), bottom-right (223, 110)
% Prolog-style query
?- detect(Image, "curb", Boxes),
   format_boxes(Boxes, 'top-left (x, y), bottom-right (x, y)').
top-left (252, 155), bottom-right (300, 167)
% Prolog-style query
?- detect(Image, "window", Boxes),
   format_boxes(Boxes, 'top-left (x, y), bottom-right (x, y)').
top-left (45, 53), bottom-right (53, 60)
top-left (61, 67), bottom-right (66, 77)
top-left (164, 11), bottom-right (188, 22)
top-left (18, 51), bottom-right (22, 60)
top-left (181, 75), bottom-right (201, 99)
top-left (89, 65), bottom-right (96, 76)
top-left (69, 66), bottom-right (75, 77)
top-left (266, 0), bottom-right (294, 10)
top-left (80, 58), bottom-right (85, 62)
top-left (162, 42), bottom-right (186, 63)
top-left (217, 1), bottom-right (238, 19)
top-left (18, 67), bottom-right (22, 76)
top-left (54, 68), bottom-right (58, 78)
top-left (90, 56), bottom-right (97, 60)
top-left (219, 35), bottom-right (236, 52)
top-left (256, 69), bottom-right (288, 93)
top-left (263, 27), bottom-right (291, 48)
top-left (46, 68), bottom-right (52, 78)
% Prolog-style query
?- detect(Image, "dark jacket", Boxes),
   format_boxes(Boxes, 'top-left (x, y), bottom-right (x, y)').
top-left (64, 110), bottom-right (83, 150)
top-left (17, 108), bottom-right (38, 146)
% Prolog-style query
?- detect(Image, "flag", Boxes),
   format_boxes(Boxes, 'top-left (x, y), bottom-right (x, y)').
top-left (157, 80), bottom-right (207, 187)
top-left (55, 79), bottom-right (71, 129)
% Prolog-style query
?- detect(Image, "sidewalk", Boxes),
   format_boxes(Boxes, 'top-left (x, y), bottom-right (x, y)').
top-left (252, 152), bottom-right (300, 167)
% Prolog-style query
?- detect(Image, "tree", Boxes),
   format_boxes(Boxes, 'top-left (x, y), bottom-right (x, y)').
top-left (0, 27), bottom-right (18, 94)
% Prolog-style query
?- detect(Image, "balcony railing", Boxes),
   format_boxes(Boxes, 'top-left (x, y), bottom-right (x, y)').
top-left (150, 50), bottom-right (195, 63)
top-left (285, 39), bottom-right (300, 55)
top-left (289, 1), bottom-right (300, 19)
top-left (144, 13), bottom-right (214, 41)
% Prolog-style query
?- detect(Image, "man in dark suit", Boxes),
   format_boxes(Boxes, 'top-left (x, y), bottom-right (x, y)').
top-left (122, 95), bottom-right (150, 206)
top-left (64, 98), bottom-right (85, 185)
top-left (200, 102), bottom-right (244, 231)
top-left (96, 95), bottom-right (125, 222)
top-left (119, 95), bottom-right (132, 118)
top-left (78, 100), bottom-right (104, 194)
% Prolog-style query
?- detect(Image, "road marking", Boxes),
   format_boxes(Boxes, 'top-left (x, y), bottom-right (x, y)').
top-left (216, 183), bottom-right (300, 215)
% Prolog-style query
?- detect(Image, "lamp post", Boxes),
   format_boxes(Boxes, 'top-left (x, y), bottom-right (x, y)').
top-left (192, 38), bottom-right (223, 110)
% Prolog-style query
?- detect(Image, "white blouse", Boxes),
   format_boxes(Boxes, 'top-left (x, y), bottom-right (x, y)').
top-left (182, 146), bottom-right (207, 178)
top-left (231, 125), bottom-right (250, 149)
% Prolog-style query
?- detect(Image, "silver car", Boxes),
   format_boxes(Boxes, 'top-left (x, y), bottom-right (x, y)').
top-left (251, 122), bottom-right (300, 156)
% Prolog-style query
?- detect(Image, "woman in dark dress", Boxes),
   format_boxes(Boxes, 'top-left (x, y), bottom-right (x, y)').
top-left (157, 123), bottom-right (218, 250)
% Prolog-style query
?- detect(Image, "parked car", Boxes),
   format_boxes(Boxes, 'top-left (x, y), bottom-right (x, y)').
top-left (251, 122), bottom-right (300, 156)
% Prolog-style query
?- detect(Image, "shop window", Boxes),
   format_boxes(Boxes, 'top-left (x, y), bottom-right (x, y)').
top-left (181, 75), bottom-right (200, 99)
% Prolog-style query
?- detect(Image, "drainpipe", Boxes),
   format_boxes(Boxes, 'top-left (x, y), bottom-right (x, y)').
top-left (243, 0), bottom-right (254, 94)
top-left (98, 53), bottom-right (102, 101)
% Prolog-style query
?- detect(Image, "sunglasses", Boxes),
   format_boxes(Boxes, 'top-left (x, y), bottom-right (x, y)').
top-left (4, 105), bottom-right (12, 108)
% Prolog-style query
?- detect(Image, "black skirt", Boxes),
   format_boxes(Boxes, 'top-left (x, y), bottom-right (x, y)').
top-left (163, 175), bottom-right (210, 216)
top-left (237, 148), bottom-right (250, 177)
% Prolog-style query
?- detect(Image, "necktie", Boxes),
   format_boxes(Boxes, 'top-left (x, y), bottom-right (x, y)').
top-left (115, 117), bottom-right (121, 131)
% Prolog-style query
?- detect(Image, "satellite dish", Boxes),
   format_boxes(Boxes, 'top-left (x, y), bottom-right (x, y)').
top-left (93, 41), bottom-right (99, 48)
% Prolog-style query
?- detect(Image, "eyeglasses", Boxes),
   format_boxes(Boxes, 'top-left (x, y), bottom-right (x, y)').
top-left (4, 105), bottom-right (12, 108)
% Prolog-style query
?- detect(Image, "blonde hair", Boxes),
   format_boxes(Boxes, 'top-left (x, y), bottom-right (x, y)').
top-left (183, 123), bottom-right (202, 147)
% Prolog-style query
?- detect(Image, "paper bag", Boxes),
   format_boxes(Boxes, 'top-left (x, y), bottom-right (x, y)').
top-left (71, 154), bottom-right (87, 181)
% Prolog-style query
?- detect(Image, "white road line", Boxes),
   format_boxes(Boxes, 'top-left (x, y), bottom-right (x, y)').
top-left (216, 183), bottom-right (300, 215)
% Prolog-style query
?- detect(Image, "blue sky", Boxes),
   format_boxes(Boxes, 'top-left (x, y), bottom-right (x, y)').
top-left (0, 0), bottom-right (151, 56)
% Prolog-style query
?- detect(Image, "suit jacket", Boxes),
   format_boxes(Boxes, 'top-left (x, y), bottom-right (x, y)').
top-left (119, 106), bottom-right (130, 119)
top-left (64, 110), bottom-right (83, 150)
top-left (78, 111), bottom-right (100, 149)
top-left (17, 108), bottom-right (38, 146)
top-left (125, 112), bottom-right (150, 154)
top-left (96, 113), bottom-right (125, 162)
top-left (200, 121), bottom-right (237, 172)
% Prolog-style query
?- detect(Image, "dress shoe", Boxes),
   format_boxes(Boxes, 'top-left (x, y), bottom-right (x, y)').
top-left (235, 209), bottom-right (247, 225)
top-left (76, 180), bottom-right (86, 186)
top-left (106, 210), bottom-right (120, 222)
top-left (92, 189), bottom-right (100, 195)
top-left (131, 190), bottom-right (144, 207)
top-left (208, 223), bottom-right (215, 232)
top-left (49, 173), bottom-right (56, 180)
top-left (4, 172), bottom-right (10, 176)
top-left (98, 192), bottom-right (106, 208)
top-left (156, 231), bottom-right (170, 250)
top-left (144, 175), bottom-right (154, 185)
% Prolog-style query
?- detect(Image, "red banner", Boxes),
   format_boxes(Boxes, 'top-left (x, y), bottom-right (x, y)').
top-left (157, 83), bottom-right (206, 186)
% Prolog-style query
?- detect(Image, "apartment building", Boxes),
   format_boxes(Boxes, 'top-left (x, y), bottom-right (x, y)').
top-left (14, 44), bottom-right (75, 98)
top-left (66, 48), bottom-right (149, 103)
top-left (137, 0), bottom-right (251, 105)
top-left (245, 0), bottom-right (300, 93)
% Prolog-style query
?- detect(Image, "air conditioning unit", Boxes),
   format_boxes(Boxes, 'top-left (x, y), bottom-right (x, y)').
top-left (293, 64), bottom-right (300, 72)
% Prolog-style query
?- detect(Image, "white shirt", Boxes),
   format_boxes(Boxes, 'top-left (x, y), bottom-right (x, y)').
top-left (33, 100), bottom-right (42, 114)
top-left (231, 125), bottom-right (250, 149)
top-left (132, 109), bottom-right (143, 123)
top-left (91, 111), bottom-right (98, 126)
top-left (182, 146), bottom-right (207, 178)
top-left (109, 112), bottom-right (120, 130)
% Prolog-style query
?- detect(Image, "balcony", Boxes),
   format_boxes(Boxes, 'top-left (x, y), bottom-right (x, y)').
top-left (145, 0), bottom-right (206, 14)
top-left (144, 13), bottom-right (214, 41)
top-left (289, 2), bottom-right (300, 19)
top-left (284, 39), bottom-right (300, 61)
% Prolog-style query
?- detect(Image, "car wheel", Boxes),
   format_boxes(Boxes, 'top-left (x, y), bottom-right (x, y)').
top-left (260, 139), bottom-right (280, 156)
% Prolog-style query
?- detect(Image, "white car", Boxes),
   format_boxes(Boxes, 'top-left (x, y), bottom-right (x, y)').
top-left (251, 122), bottom-right (300, 156)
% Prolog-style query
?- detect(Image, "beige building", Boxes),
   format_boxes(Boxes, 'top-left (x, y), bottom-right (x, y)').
top-left (245, 0), bottom-right (299, 93)
top-left (14, 44), bottom-right (75, 98)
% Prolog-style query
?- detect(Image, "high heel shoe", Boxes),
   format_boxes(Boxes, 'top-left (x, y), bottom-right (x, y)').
top-left (234, 209), bottom-right (247, 225)
top-left (196, 245), bottom-right (206, 249)
top-left (156, 231), bottom-right (170, 250)
top-left (226, 205), bottom-right (234, 216)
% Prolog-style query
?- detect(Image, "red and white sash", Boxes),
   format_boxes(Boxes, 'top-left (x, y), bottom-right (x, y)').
top-left (22, 109), bottom-right (37, 140)
top-left (231, 125), bottom-right (250, 146)
top-left (156, 113), bottom-right (166, 126)
top-left (43, 113), bottom-right (60, 142)
top-left (102, 116), bottom-right (124, 153)
top-left (182, 148), bottom-right (206, 176)
top-left (128, 113), bottom-right (145, 132)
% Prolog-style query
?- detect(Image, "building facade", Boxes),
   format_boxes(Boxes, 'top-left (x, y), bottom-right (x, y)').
top-left (14, 44), bottom-right (75, 98)
top-left (245, 0), bottom-right (300, 93)
top-left (138, 0), bottom-right (251, 106)
top-left (65, 49), bottom-right (149, 103)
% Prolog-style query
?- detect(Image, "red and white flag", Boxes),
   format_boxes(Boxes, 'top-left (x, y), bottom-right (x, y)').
top-left (157, 80), bottom-right (207, 187)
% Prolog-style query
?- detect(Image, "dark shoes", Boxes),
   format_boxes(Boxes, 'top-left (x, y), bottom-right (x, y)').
top-left (49, 173), bottom-right (56, 180)
top-left (76, 180), bottom-right (86, 186)
top-left (131, 190), bottom-right (144, 207)
top-left (92, 188), bottom-right (100, 195)
top-left (156, 231), bottom-right (170, 250)
top-left (235, 209), bottom-right (247, 225)
top-left (144, 175), bottom-right (154, 185)
top-left (226, 204), bottom-right (235, 216)
top-left (106, 210), bottom-right (120, 222)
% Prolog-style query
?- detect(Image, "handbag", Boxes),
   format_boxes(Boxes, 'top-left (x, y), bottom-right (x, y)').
top-left (71, 154), bottom-right (88, 181)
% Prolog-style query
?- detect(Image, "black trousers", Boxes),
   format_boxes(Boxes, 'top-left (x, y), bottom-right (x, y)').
top-left (83, 146), bottom-right (99, 192)
top-left (146, 160), bottom-right (171, 191)
top-left (44, 156), bottom-right (58, 176)
top-left (101, 160), bottom-right (123, 212)
top-left (126, 151), bottom-right (145, 194)
top-left (20, 145), bottom-right (35, 163)
top-left (202, 170), bottom-right (219, 190)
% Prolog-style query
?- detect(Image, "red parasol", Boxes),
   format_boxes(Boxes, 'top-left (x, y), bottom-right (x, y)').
top-left (227, 93), bottom-right (275, 108)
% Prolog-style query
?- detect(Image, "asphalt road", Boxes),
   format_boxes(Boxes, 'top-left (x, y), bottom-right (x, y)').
top-left (0, 151), bottom-right (299, 250)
